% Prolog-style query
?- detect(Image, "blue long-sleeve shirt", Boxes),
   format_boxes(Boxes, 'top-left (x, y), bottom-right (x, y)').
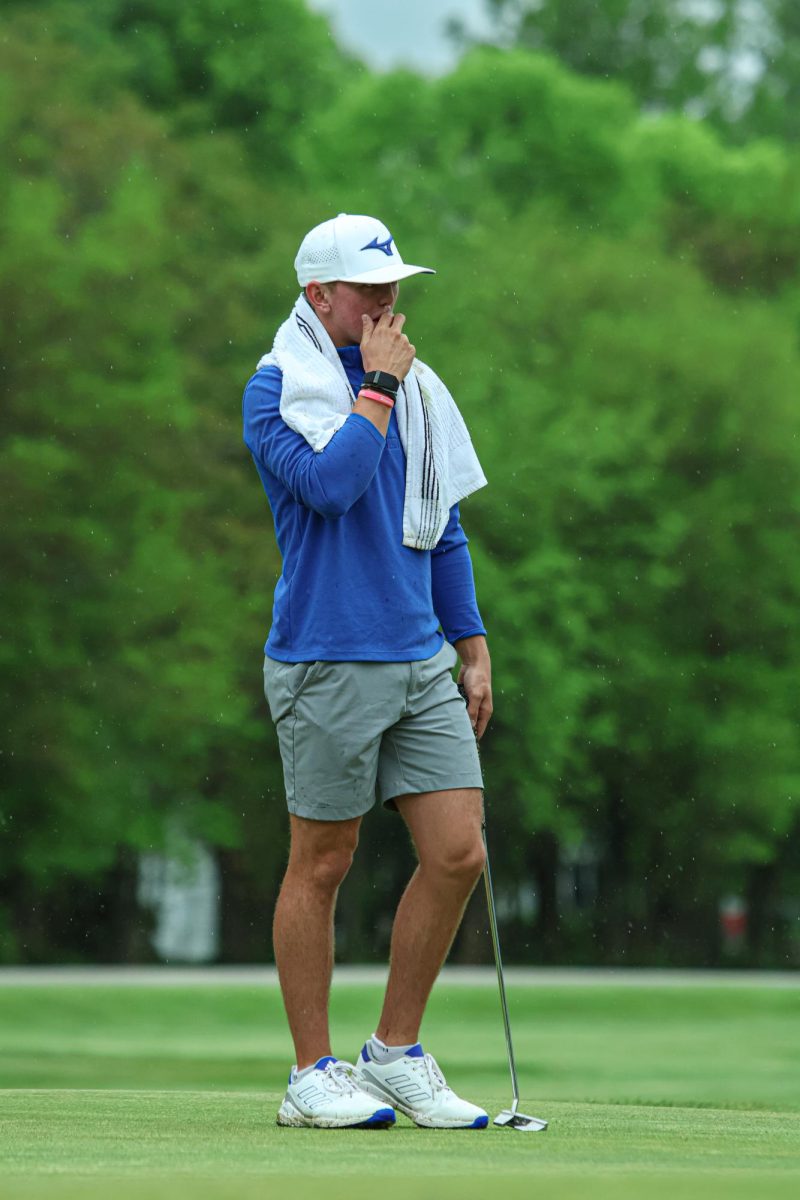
top-left (242, 343), bottom-right (486, 661)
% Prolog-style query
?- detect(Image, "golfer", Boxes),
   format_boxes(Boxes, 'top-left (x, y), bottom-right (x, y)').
top-left (243, 214), bottom-right (492, 1129)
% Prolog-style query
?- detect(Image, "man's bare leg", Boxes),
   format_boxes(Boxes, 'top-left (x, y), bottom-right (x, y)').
top-left (375, 788), bottom-right (485, 1045)
top-left (273, 813), bottom-right (361, 1069)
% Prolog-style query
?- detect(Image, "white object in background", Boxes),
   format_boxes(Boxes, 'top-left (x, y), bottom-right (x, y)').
top-left (138, 836), bottom-right (220, 963)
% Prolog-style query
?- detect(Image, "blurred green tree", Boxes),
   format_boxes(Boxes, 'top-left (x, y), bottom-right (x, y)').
top-left (2, 2), bottom-right (799, 967)
top-left (0, 16), bottom-right (317, 960)
top-left (295, 47), bottom-right (800, 961)
top-left (0, 0), bottom-right (356, 167)
top-left (406, 214), bottom-right (800, 962)
top-left (456, 0), bottom-right (800, 143)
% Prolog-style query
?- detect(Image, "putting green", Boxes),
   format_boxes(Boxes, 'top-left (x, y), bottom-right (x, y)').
top-left (1, 980), bottom-right (798, 1199)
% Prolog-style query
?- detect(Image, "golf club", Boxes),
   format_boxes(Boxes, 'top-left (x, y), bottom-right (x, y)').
top-left (458, 683), bottom-right (549, 1132)
top-left (482, 825), bottom-right (548, 1131)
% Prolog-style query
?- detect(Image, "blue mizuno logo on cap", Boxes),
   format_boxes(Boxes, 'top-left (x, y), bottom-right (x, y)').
top-left (361, 235), bottom-right (395, 257)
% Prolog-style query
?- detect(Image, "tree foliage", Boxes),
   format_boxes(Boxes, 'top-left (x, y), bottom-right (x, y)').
top-left (2, 1), bottom-right (799, 965)
top-left (0, 11), bottom-right (327, 958)
top-left (459, 0), bottom-right (800, 144)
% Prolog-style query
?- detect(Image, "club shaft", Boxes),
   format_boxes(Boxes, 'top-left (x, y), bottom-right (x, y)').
top-left (482, 827), bottom-right (520, 1112)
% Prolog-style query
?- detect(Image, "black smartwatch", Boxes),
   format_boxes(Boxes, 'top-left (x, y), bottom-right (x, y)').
top-left (362, 370), bottom-right (399, 399)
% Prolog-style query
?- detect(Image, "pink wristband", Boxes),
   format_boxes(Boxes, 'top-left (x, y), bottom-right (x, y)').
top-left (359, 388), bottom-right (395, 409)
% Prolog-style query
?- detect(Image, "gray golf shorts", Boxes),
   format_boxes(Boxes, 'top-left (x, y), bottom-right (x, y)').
top-left (262, 640), bottom-right (483, 821)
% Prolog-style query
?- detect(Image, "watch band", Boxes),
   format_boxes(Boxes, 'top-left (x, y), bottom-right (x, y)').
top-left (362, 370), bottom-right (399, 399)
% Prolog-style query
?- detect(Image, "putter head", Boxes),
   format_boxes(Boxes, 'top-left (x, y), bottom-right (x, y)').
top-left (493, 1108), bottom-right (548, 1132)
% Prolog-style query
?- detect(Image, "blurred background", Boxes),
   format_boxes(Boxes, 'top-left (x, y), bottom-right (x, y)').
top-left (2, 0), bottom-right (799, 970)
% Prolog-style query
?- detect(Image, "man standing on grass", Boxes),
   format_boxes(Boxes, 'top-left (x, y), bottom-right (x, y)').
top-left (243, 214), bottom-right (492, 1129)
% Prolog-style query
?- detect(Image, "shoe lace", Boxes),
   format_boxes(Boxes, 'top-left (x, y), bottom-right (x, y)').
top-left (418, 1053), bottom-right (452, 1097)
top-left (320, 1060), bottom-right (360, 1096)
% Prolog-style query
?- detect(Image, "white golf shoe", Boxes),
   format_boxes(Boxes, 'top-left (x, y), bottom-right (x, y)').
top-left (354, 1042), bottom-right (489, 1129)
top-left (277, 1056), bottom-right (396, 1128)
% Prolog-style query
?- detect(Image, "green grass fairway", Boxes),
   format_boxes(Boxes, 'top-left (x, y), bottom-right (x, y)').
top-left (1, 978), bottom-right (799, 1200)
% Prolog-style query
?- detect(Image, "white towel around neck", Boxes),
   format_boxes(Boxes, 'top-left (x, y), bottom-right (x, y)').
top-left (256, 294), bottom-right (487, 550)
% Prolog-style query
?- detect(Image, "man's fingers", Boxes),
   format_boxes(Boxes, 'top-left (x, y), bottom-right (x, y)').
top-left (360, 313), bottom-right (373, 342)
top-left (475, 705), bottom-right (491, 740)
top-left (467, 699), bottom-right (480, 729)
top-left (468, 696), bottom-right (489, 733)
top-left (375, 311), bottom-right (406, 333)
top-left (458, 674), bottom-right (492, 741)
top-left (468, 692), bottom-right (492, 740)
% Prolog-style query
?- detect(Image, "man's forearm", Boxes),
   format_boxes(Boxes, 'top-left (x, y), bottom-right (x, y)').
top-left (453, 634), bottom-right (490, 666)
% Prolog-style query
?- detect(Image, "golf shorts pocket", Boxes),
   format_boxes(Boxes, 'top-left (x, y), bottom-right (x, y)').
top-left (263, 658), bottom-right (325, 723)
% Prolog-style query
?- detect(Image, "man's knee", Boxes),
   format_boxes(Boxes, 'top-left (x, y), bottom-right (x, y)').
top-left (288, 816), bottom-right (360, 893)
top-left (307, 844), bottom-right (357, 892)
top-left (425, 835), bottom-right (486, 887)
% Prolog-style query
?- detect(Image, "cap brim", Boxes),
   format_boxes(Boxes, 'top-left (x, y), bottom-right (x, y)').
top-left (337, 264), bottom-right (436, 284)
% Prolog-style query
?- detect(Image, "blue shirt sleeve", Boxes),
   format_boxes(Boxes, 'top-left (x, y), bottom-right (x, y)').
top-left (243, 366), bottom-right (386, 519)
top-left (431, 503), bottom-right (487, 644)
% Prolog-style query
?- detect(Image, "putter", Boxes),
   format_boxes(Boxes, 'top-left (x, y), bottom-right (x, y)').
top-left (458, 684), bottom-right (548, 1132)
top-left (482, 826), bottom-right (548, 1131)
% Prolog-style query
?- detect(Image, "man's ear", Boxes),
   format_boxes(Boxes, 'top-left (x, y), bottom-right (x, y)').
top-left (305, 281), bottom-right (332, 314)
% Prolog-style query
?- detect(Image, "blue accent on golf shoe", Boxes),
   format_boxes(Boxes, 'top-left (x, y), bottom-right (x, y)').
top-left (358, 1107), bottom-right (396, 1128)
top-left (313, 1056), bottom-right (337, 1070)
top-left (360, 1044), bottom-right (370, 1062)
top-left (405, 1043), bottom-right (424, 1058)
top-left (468, 1114), bottom-right (489, 1128)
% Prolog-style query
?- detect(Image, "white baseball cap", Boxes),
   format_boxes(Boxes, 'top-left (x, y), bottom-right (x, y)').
top-left (295, 213), bottom-right (435, 286)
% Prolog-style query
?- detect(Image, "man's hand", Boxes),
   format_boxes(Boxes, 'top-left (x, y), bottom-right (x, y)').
top-left (361, 312), bottom-right (415, 380)
top-left (454, 635), bottom-right (493, 740)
